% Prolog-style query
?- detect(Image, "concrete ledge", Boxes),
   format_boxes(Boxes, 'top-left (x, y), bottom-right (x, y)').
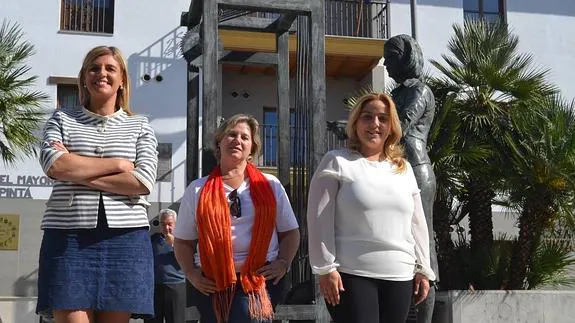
top-left (186, 304), bottom-right (320, 321)
top-left (0, 297), bottom-right (37, 323)
top-left (0, 298), bottom-right (325, 323)
top-left (435, 290), bottom-right (575, 323)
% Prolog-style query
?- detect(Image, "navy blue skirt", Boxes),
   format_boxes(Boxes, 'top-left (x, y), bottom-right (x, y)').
top-left (36, 204), bottom-right (154, 319)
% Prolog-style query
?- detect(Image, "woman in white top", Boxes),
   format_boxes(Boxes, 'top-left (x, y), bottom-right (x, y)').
top-left (174, 114), bottom-right (300, 323)
top-left (307, 92), bottom-right (435, 323)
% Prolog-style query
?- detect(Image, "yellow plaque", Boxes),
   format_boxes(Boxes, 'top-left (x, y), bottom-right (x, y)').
top-left (0, 214), bottom-right (19, 250)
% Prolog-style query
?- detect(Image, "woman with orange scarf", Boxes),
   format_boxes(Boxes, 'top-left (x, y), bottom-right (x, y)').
top-left (174, 114), bottom-right (300, 323)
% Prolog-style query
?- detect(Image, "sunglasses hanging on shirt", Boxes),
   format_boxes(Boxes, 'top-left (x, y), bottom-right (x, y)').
top-left (228, 189), bottom-right (242, 219)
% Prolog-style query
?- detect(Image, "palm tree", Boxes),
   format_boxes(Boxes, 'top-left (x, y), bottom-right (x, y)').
top-left (426, 78), bottom-right (491, 289)
top-left (429, 20), bottom-right (556, 255)
top-left (504, 97), bottom-right (575, 289)
top-left (0, 19), bottom-right (48, 164)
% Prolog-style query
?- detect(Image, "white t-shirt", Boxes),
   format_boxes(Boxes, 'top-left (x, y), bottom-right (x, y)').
top-left (306, 149), bottom-right (435, 281)
top-left (174, 172), bottom-right (299, 269)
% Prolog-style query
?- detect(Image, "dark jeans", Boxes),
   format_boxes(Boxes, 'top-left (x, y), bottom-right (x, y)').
top-left (326, 272), bottom-right (413, 323)
top-left (144, 282), bottom-right (186, 323)
top-left (190, 276), bottom-right (287, 323)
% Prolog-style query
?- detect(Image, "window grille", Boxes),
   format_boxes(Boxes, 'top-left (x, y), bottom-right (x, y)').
top-left (60, 0), bottom-right (115, 34)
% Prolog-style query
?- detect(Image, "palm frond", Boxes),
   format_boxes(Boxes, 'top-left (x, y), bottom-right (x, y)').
top-left (0, 19), bottom-right (49, 164)
top-left (343, 85), bottom-right (377, 111)
top-left (527, 238), bottom-right (575, 289)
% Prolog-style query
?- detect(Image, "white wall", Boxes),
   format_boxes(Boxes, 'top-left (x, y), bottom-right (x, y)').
top-left (388, 0), bottom-right (575, 100)
top-left (389, 0), bottom-right (464, 65)
top-left (222, 72), bottom-right (360, 122)
top-left (0, 298), bottom-right (37, 323)
top-left (0, 0), bottom-right (190, 202)
top-left (506, 0), bottom-right (575, 99)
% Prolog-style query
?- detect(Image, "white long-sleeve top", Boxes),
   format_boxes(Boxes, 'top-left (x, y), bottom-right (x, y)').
top-left (306, 149), bottom-right (435, 281)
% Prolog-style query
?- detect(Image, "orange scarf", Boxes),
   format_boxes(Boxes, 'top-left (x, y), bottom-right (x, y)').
top-left (197, 163), bottom-right (277, 323)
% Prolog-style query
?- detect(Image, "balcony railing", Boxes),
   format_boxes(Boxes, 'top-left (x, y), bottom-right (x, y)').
top-left (60, 0), bottom-right (115, 34)
top-left (257, 123), bottom-right (347, 168)
top-left (246, 0), bottom-right (390, 39)
top-left (325, 0), bottom-right (390, 38)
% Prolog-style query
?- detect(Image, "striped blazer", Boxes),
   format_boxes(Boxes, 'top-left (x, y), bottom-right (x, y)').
top-left (39, 106), bottom-right (158, 229)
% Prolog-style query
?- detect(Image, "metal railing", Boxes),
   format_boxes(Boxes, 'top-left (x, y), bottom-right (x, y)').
top-left (246, 0), bottom-right (390, 39)
top-left (60, 0), bottom-right (114, 34)
top-left (257, 124), bottom-right (296, 168)
top-left (257, 123), bottom-right (346, 167)
top-left (325, 0), bottom-right (390, 38)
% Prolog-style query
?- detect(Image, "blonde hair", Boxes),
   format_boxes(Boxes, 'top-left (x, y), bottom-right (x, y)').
top-left (213, 114), bottom-right (262, 161)
top-left (345, 92), bottom-right (406, 172)
top-left (78, 46), bottom-right (133, 115)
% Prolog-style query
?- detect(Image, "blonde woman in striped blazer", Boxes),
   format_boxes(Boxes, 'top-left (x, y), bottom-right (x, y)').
top-left (36, 46), bottom-right (158, 323)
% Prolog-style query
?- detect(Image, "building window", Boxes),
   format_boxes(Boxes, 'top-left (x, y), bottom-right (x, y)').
top-left (463, 0), bottom-right (505, 23)
top-left (156, 143), bottom-right (173, 182)
top-left (57, 84), bottom-right (80, 109)
top-left (60, 0), bottom-right (115, 34)
top-left (262, 108), bottom-right (296, 167)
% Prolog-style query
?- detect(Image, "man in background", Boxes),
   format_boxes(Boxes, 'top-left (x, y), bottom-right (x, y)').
top-left (145, 209), bottom-right (186, 323)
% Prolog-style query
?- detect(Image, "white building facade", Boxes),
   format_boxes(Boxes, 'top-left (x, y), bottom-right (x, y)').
top-left (0, 0), bottom-right (573, 322)
top-left (387, 0), bottom-right (575, 100)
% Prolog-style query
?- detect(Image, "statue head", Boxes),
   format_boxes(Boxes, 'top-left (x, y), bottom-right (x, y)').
top-left (383, 34), bottom-right (424, 83)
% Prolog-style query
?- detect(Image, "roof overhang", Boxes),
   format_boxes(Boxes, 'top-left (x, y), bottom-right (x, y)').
top-left (219, 30), bottom-right (384, 80)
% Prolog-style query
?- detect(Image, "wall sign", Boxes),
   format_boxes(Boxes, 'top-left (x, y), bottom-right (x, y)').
top-left (0, 214), bottom-right (19, 250)
top-left (0, 174), bottom-right (54, 199)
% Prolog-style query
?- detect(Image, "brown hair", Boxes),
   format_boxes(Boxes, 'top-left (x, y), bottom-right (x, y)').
top-left (213, 114), bottom-right (262, 161)
top-left (345, 92), bottom-right (406, 172)
top-left (78, 46), bottom-right (132, 115)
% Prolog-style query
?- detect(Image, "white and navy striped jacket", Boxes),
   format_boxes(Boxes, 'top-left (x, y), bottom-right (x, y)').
top-left (39, 107), bottom-right (158, 229)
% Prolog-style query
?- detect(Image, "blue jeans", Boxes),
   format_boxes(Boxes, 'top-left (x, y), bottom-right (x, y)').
top-left (191, 275), bottom-right (286, 323)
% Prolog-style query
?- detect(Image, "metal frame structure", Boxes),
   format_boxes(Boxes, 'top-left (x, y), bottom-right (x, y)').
top-left (181, 0), bottom-right (329, 321)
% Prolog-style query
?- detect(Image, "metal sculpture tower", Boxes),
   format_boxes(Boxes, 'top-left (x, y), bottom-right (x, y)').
top-left (181, 0), bottom-right (329, 321)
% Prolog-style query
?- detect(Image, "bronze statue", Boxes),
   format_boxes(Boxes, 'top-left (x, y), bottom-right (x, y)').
top-left (384, 34), bottom-right (438, 323)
